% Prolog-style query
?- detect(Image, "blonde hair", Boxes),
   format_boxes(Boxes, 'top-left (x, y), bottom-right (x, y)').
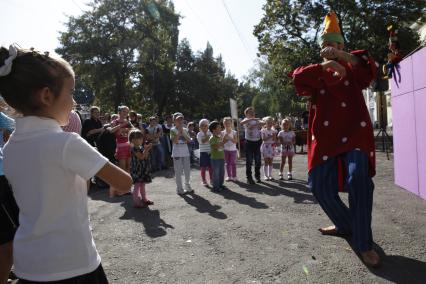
top-left (199, 118), bottom-right (209, 127)
top-left (244, 107), bottom-right (254, 116)
top-left (223, 117), bottom-right (233, 128)
top-left (263, 116), bottom-right (273, 124)
top-left (281, 117), bottom-right (293, 130)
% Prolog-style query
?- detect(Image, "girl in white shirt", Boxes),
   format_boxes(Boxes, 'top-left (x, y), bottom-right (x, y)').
top-left (260, 117), bottom-right (277, 180)
top-left (222, 117), bottom-right (238, 181)
top-left (0, 45), bottom-right (132, 283)
top-left (277, 118), bottom-right (296, 180)
top-left (197, 119), bottom-right (212, 186)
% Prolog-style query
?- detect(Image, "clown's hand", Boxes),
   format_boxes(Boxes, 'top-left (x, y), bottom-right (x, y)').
top-left (321, 60), bottom-right (346, 78)
top-left (320, 46), bottom-right (340, 60)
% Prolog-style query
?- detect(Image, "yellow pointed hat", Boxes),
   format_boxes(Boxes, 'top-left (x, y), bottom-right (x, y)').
top-left (319, 11), bottom-right (344, 45)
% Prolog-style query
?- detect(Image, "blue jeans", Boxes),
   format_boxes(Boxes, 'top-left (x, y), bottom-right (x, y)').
top-left (308, 150), bottom-right (374, 252)
top-left (150, 143), bottom-right (165, 171)
top-left (211, 159), bottom-right (224, 190)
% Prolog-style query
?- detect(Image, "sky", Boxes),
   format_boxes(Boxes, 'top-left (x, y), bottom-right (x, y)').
top-left (0, 0), bottom-right (266, 80)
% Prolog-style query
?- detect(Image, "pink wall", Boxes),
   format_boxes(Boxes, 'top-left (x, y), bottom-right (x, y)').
top-left (391, 46), bottom-right (426, 200)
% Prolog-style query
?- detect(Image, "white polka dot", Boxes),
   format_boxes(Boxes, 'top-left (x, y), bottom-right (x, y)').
top-left (344, 80), bottom-right (350, 86)
top-left (323, 121), bottom-right (329, 126)
top-left (375, 61), bottom-right (379, 67)
top-left (370, 151), bottom-right (374, 157)
top-left (333, 72), bottom-right (339, 77)
top-left (342, 137), bottom-right (347, 143)
top-left (355, 148), bottom-right (361, 151)
top-left (322, 155), bottom-right (328, 161)
top-left (362, 55), bottom-right (368, 61)
top-left (341, 102), bottom-right (346, 107)
top-left (311, 104), bottom-right (316, 110)
top-left (311, 135), bottom-right (315, 141)
top-left (360, 121), bottom-right (367, 127)
top-left (320, 89), bottom-right (325, 94)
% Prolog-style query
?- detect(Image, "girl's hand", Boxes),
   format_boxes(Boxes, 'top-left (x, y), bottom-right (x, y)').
top-left (320, 46), bottom-right (340, 60)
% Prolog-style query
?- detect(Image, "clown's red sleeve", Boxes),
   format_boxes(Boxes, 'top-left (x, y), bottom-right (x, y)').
top-left (291, 64), bottom-right (324, 97)
top-left (350, 50), bottom-right (377, 90)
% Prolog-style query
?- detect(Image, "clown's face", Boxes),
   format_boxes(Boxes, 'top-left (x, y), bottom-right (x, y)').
top-left (321, 41), bottom-right (344, 50)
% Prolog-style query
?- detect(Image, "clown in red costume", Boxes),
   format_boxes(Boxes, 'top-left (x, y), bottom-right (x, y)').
top-left (291, 11), bottom-right (380, 267)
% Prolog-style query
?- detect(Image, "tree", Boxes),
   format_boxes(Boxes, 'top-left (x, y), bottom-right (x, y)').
top-left (253, 0), bottom-right (425, 106)
top-left (57, 0), bottom-right (179, 113)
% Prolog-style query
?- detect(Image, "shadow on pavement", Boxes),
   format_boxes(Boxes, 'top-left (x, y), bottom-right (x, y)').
top-left (182, 193), bottom-right (227, 220)
top-left (235, 179), bottom-right (317, 204)
top-left (338, 237), bottom-right (426, 283)
top-left (214, 186), bottom-right (269, 209)
top-left (119, 202), bottom-right (174, 238)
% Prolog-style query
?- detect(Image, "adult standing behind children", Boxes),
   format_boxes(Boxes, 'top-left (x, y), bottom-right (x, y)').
top-left (81, 106), bottom-right (104, 147)
top-left (291, 11), bottom-right (379, 267)
top-left (0, 45), bottom-right (132, 283)
top-left (109, 106), bottom-right (133, 197)
top-left (170, 112), bottom-right (193, 195)
top-left (240, 107), bottom-right (263, 184)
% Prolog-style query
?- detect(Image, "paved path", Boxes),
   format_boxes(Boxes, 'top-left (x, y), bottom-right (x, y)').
top-left (88, 152), bottom-right (426, 283)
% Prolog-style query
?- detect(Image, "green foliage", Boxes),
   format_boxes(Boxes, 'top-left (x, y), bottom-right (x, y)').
top-left (253, 0), bottom-right (424, 115)
top-left (57, 0), bottom-right (247, 120)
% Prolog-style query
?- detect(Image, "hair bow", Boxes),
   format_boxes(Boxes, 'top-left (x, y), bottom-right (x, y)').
top-left (0, 45), bottom-right (18, 77)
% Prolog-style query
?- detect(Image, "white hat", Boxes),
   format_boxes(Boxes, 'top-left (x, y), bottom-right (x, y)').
top-left (173, 112), bottom-right (184, 120)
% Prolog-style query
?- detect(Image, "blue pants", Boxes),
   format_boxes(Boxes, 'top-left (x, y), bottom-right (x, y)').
top-left (309, 150), bottom-right (374, 252)
top-left (211, 159), bottom-right (225, 190)
top-left (245, 140), bottom-right (262, 180)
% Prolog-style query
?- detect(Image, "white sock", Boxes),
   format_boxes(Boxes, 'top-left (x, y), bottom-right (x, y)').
top-left (268, 165), bottom-right (272, 177)
top-left (263, 165), bottom-right (268, 177)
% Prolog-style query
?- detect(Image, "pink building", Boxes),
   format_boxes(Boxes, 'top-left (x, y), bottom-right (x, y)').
top-left (391, 46), bottom-right (426, 200)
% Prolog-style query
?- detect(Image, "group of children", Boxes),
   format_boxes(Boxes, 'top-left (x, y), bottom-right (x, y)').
top-left (0, 45), bottom-right (299, 283)
top-left (169, 107), bottom-right (298, 194)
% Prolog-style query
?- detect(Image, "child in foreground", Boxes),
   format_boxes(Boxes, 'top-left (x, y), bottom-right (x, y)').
top-left (222, 117), bottom-right (238, 181)
top-left (0, 45), bottom-right (132, 283)
top-left (260, 116), bottom-right (277, 180)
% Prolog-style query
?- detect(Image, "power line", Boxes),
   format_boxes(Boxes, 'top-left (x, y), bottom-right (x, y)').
top-left (221, 0), bottom-right (253, 57)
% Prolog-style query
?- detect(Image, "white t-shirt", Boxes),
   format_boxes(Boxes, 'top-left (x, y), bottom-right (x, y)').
top-left (244, 119), bottom-right (261, 141)
top-left (197, 131), bottom-right (211, 153)
top-left (278, 130), bottom-right (296, 147)
top-left (170, 127), bottom-right (190, 157)
top-left (222, 129), bottom-right (237, 151)
top-left (261, 128), bottom-right (277, 144)
top-left (3, 116), bottom-right (108, 281)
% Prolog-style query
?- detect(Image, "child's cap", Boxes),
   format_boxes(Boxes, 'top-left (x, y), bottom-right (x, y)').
top-left (173, 112), bottom-right (184, 121)
top-left (199, 118), bottom-right (209, 127)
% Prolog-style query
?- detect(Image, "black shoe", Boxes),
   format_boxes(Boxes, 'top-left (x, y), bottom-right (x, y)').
top-left (256, 178), bottom-right (262, 183)
top-left (247, 178), bottom-right (255, 185)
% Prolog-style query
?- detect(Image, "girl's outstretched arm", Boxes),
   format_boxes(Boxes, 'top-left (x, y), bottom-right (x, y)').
top-left (96, 162), bottom-right (132, 194)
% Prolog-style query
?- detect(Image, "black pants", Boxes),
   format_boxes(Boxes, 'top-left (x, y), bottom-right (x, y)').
top-left (0, 175), bottom-right (19, 245)
top-left (17, 264), bottom-right (108, 284)
top-left (245, 140), bottom-right (262, 180)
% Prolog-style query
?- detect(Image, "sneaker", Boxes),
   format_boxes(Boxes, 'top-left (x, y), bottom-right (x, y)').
top-left (247, 178), bottom-right (255, 185)
top-left (225, 177), bottom-right (231, 182)
top-left (202, 180), bottom-right (208, 186)
top-left (279, 173), bottom-right (284, 180)
top-left (232, 177), bottom-right (238, 182)
top-left (185, 185), bottom-right (194, 194)
top-left (264, 176), bottom-right (269, 181)
top-left (177, 189), bottom-right (185, 196)
top-left (221, 185), bottom-right (229, 190)
top-left (256, 178), bottom-right (262, 183)
top-left (287, 173), bottom-right (293, 180)
top-left (144, 200), bottom-right (154, 206)
top-left (268, 176), bottom-right (274, 181)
